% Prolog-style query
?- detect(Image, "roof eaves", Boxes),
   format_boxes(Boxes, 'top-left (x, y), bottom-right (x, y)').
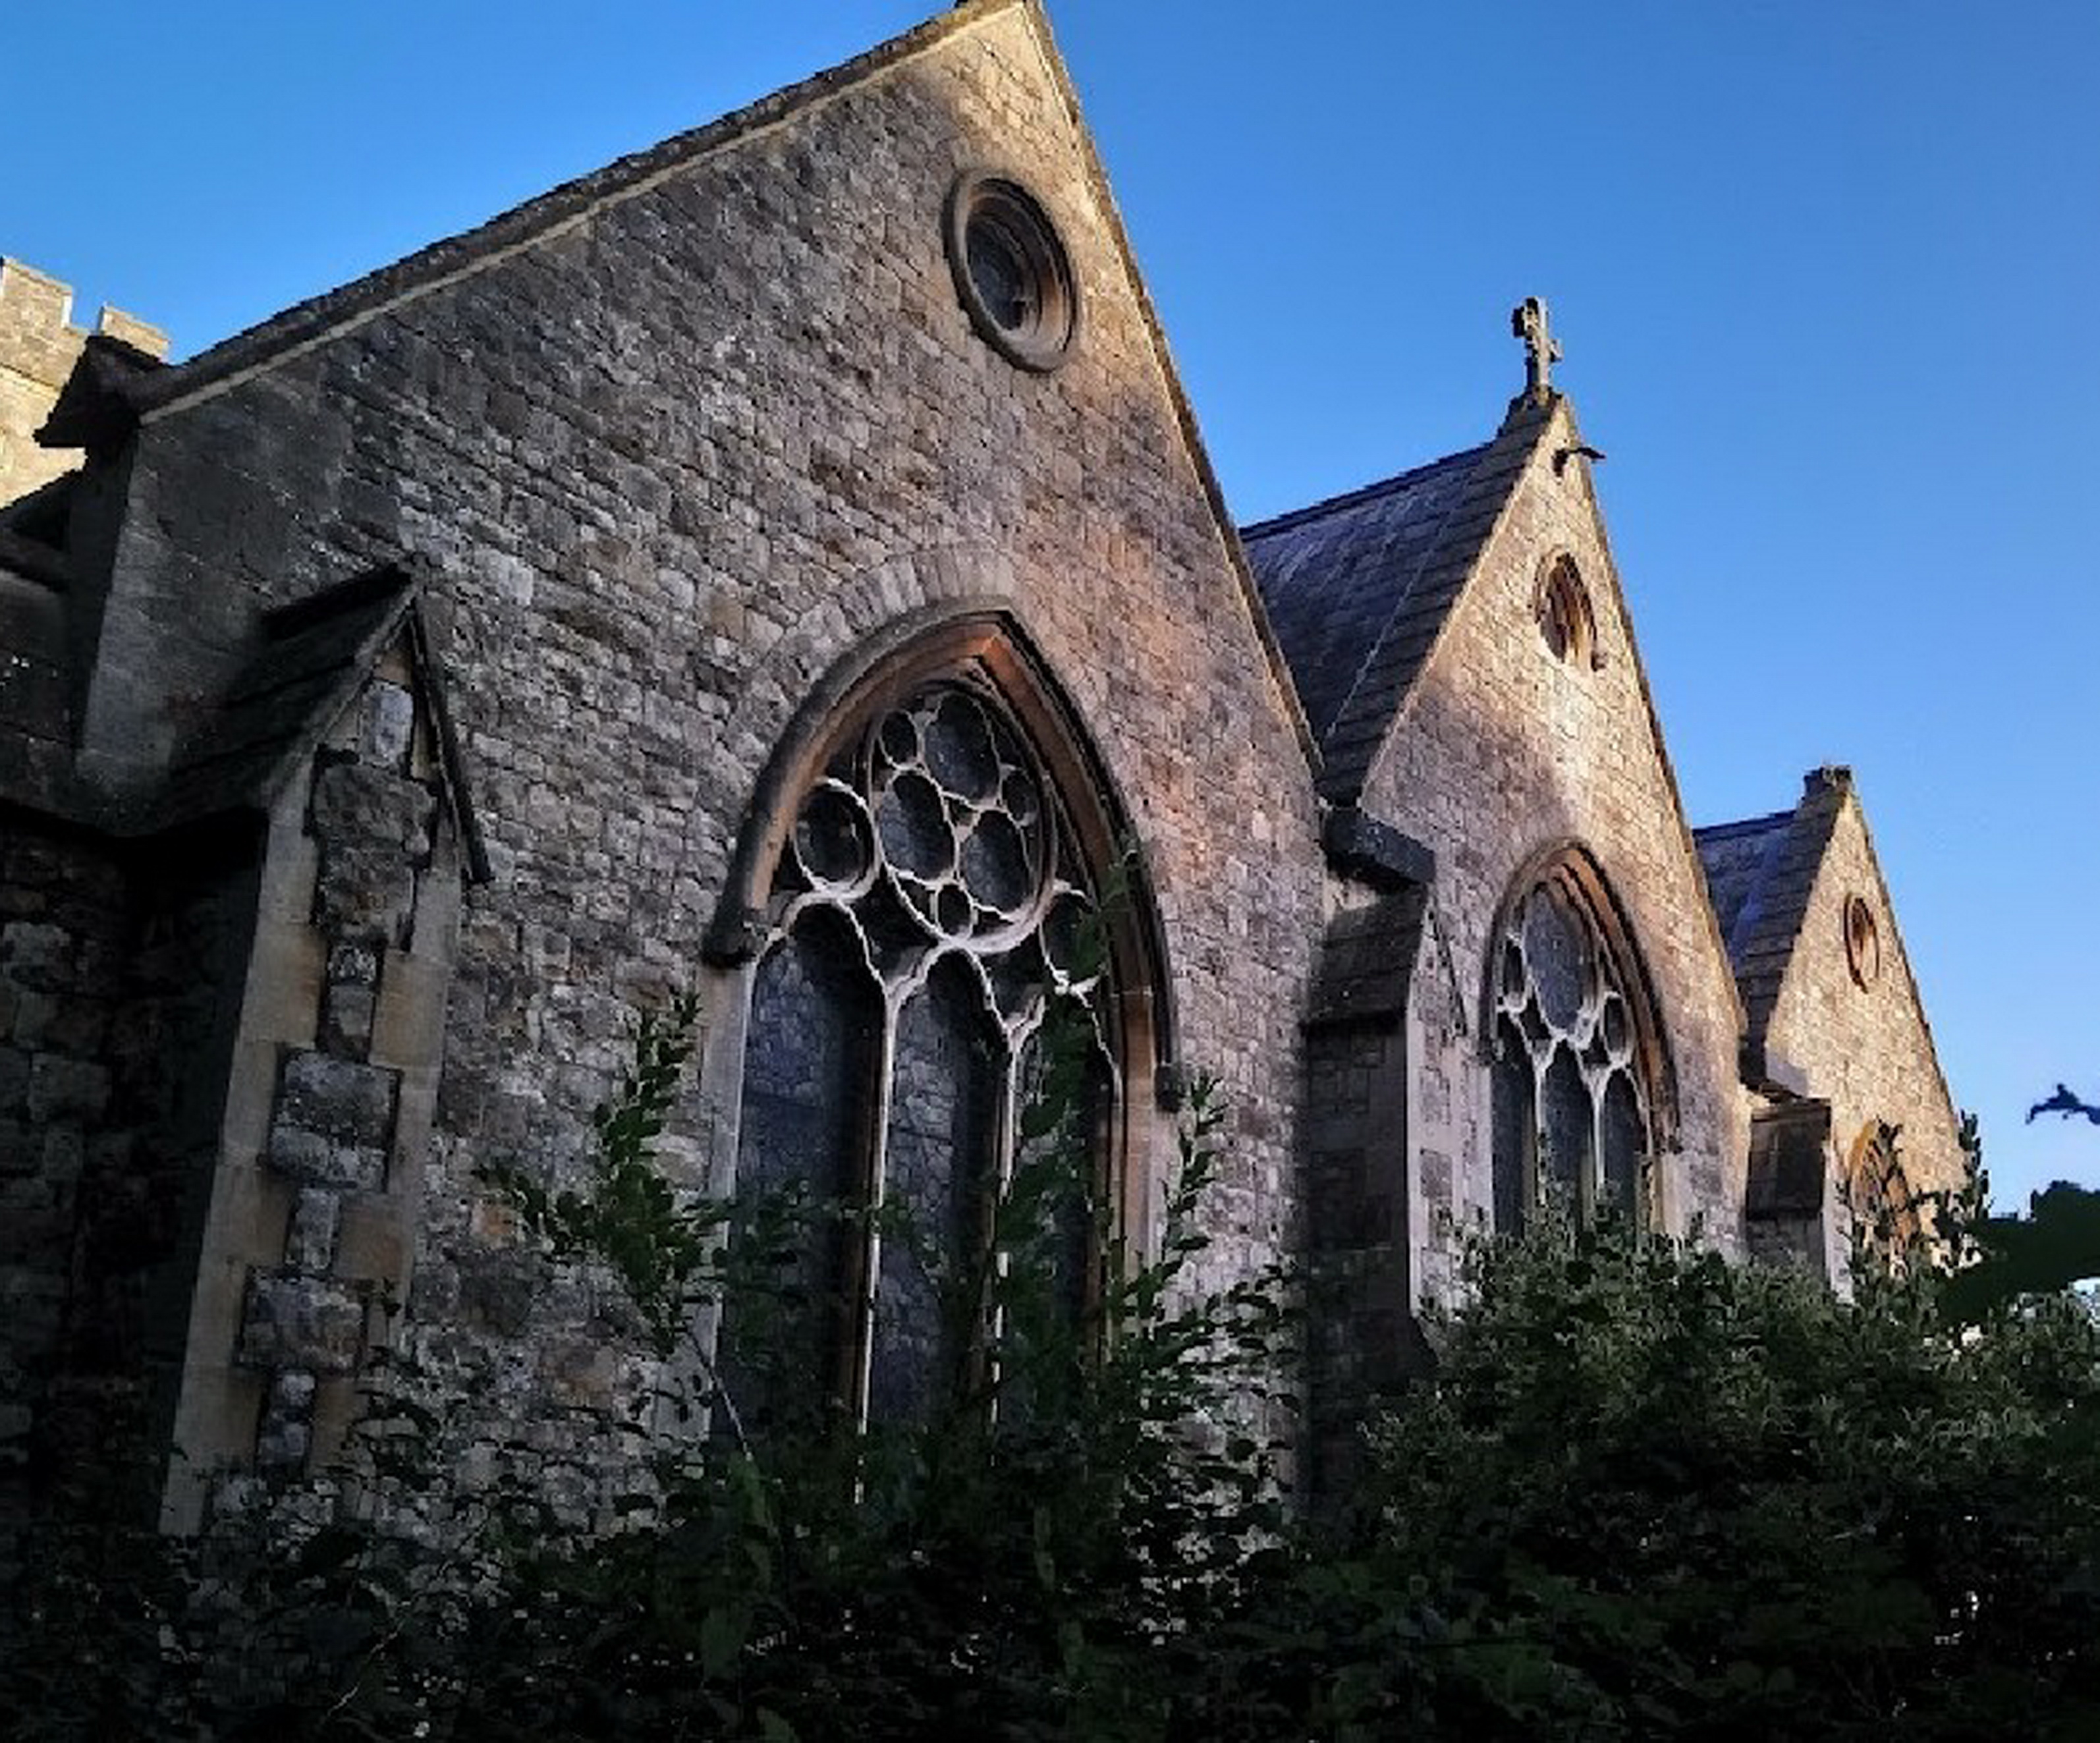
top-left (126, 0), bottom-right (1028, 426)
top-left (1315, 401), bottom-right (1558, 803)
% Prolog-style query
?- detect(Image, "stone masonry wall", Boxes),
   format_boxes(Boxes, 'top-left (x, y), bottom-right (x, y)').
top-left (109, 5), bottom-right (1324, 1497)
top-left (1362, 396), bottom-right (1751, 1293)
top-left (0, 817), bottom-right (128, 1505)
top-left (0, 809), bottom-right (258, 1545)
top-left (0, 257), bottom-right (167, 507)
top-left (1761, 783), bottom-right (1966, 1244)
top-left (163, 639), bottom-right (463, 1528)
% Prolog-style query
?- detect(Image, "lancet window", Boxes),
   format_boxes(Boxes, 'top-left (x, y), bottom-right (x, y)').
top-left (1489, 855), bottom-right (1663, 1233)
top-left (1846, 1121), bottom-right (1919, 1259)
top-left (732, 669), bottom-right (1128, 1427)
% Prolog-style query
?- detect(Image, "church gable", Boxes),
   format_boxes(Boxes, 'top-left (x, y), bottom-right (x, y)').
top-left (1314, 355), bottom-right (1750, 1251)
top-left (40, 0), bottom-right (1325, 1503)
top-left (1734, 770), bottom-right (1965, 1204)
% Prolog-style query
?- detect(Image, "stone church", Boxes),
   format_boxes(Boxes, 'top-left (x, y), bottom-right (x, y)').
top-left (0, 0), bottom-right (1960, 1531)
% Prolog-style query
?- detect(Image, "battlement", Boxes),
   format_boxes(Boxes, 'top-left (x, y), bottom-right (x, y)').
top-left (1, 256), bottom-right (169, 508)
top-left (0, 257), bottom-right (167, 382)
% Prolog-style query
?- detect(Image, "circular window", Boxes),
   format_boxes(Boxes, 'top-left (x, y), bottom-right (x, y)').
top-left (945, 171), bottom-right (1078, 372)
top-left (1844, 893), bottom-right (1881, 989)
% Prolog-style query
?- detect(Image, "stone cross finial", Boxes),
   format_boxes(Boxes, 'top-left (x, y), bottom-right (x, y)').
top-left (1511, 296), bottom-right (1561, 402)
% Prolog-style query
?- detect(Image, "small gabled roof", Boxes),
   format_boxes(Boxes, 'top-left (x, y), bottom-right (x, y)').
top-left (1241, 395), bottom-right (1557, 803)
top-left (1693, 767), bottom-right (1850, 1067)
top-left (158, 561), bottom-right (489, 877)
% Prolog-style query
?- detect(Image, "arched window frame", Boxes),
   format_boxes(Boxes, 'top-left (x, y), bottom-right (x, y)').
top-left (1482, 844), bottom-right (1676, 1232)
top-left (1845, 1120), bottom-right (1918, 1260)
top-left (703, 608), bottom-right (1174, 1424)
top-left (1533, 552), bottom-right (1604, 671)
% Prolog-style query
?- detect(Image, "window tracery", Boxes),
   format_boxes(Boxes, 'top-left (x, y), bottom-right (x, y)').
top-left (734, 677), bottom-right (1117, 1425)
top-left (1535, 554), bottom-right (1599, 668)
top-left (1846, 1121), bottom-right (1918, 1259)
top-left (1489, 858), bottom-right (1660, 1232)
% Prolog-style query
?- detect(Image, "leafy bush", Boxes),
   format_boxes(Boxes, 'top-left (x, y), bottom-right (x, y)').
top-left (9, 1015), bottom-right (2100, 1740)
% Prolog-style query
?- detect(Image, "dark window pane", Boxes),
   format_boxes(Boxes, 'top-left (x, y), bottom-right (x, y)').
top-left (966, 215), bottom-right (1031, 330)
top-left (1491, 1018), bottom-right (1534, 1235)
top-left (1522, 885), bottom-right (1591, 1031)
top-left (959, 809), bottom-right (1032, 915)
top-left (921, 691), bottom-right (1001, 802)
top-left (868, 956), bottom-right (1001, 1425)
top-left (1599, 1070), bottom-right (1645, 1225)
top-left (1539, 1045), bottom-right (1593, 1216)
top-left (875, 768), bottom-right (953, 881)
top-left (732, 912), bottom-right (879, 1421)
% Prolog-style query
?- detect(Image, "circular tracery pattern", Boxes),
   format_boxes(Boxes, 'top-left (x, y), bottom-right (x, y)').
top-left (776, 683), bottom-right (1099, 1004)
top-left (739, 678), bottom-right (1112, 1427)
top-left (1491, 870), bottom-right (1653, 1231)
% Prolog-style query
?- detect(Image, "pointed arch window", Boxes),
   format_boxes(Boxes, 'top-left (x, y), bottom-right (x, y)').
top-left (1488, 851), bottom-right (1670, 1232)
top-left (1846, 1121), bottom-right (1918, 1260)
top-left (719, 620), bottom-right (1163, 1429)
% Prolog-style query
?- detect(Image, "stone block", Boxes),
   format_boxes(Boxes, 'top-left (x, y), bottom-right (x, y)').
top-left (321, 980), bottom-right (375, 1053)
top-left (276, 1049), bottom-right (397, 1147)
top-left (0, 922), bottom-right (71, 992)
top-left (315, 846), bottom-right (417, 945)
top-left (238, 1270), bottom-right (366, 1374)
top-left (266, 1126), bottom-right (386, 1192)
top-left (285, 1187), bottom-right (344, 1271)
top-left (27, 1055), bottom-right (109, 1123)
top-left (310, 760), bottom-right (436, 858)
top-left (359, 680), bottom-right (416, 771)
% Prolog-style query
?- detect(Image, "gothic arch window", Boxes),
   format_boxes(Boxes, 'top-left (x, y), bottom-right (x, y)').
top-left (1487, 849), bottom-right (1672, 1233)
top-left (716, 615), bottom-right (1165, 1428)
top-left (1846, 1121), bottom-right (1918, 1258)
top-left (1535, 554), bottom-right (1601, 669)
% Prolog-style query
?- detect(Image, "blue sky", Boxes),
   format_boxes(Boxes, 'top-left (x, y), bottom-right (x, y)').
top-left (4, 1), bottom-right (2093, 1207)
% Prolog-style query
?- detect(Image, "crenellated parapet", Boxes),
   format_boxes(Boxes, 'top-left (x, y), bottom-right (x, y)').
top-left (0, 256), bottom-right (167, 507)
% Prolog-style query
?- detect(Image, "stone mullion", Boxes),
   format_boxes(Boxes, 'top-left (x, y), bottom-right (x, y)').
top-left (846, 991), bottom-right (902, 1427)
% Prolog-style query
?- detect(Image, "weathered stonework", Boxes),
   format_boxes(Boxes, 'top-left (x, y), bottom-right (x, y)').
top-left (0, 258), bottom-right (167, 507)
top-left (0, 0), bottom-right (1964, 1532)
top-left (1757, 775), bottom-right (1966, 1273)
top-left (1350, 395), bottom-right (1753, 1295)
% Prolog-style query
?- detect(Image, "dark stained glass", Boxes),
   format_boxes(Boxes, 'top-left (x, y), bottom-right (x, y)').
top-left (740, 678), bottom-right (1111, 1425)
top-left (1492, 861), bottom-right (1654, 1236)
top-left (1491, 1018), bottom-right (1534, 1235)
top-left (1539, 1045), bottom-right (1593, 1215)
top-left (1599, 1071), bottom-right (1645, 1223)
top-left (960, 810), bottom-right (1032, 914)
top-left (868, 958), bottom-right (1001, 1425)
top-left (922, 691), bottom-right (1001, 802)
top-left (793, 781), bottom-right (870, 888)
top-left (1522, 885), bottom-right (1590, 1030)
top-left (733, 912), bottom-right (880, 1414)
top-left (966, 215), bottom-right (1032, 331)
top-left (876, 768), bottom-right (953, 881)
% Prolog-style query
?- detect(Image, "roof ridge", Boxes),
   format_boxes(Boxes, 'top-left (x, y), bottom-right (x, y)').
top-left (1693, 806), bottom-right (1794, 842)
top-left (1312, 405), bottom-right (1554, 800)
top-left (1239, 439), bottom-right (1493, 541)
top-left (127, 0), bottom-right (1022, 421)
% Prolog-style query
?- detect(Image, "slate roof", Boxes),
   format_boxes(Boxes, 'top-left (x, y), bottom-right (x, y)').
top-left (157, 566), bottom-right (420, 826)
top-left (1241, 395), bottom-right (1557, 802)
top-left (1693, 770), bottom-right (1850, 1070)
